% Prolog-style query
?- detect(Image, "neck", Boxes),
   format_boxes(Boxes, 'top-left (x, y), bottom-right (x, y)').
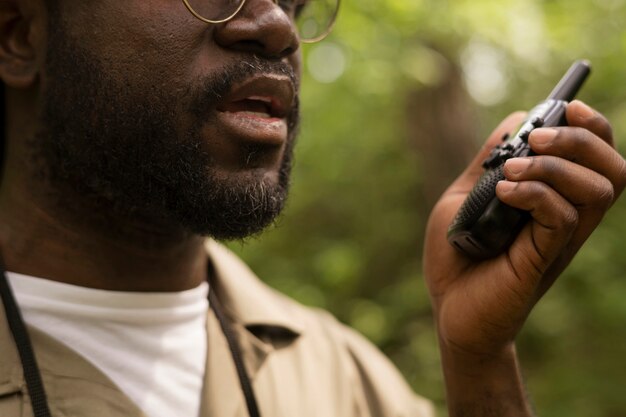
top-left (0, 91), bottom-right (211, 292)
top-left (0, 176), bottom-right (209, 292)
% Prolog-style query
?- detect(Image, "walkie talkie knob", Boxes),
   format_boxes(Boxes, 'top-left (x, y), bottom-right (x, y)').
top-left (519, 116), bottom-right (545, 141)
top-left (519, 129), bottom-right (532, 141)
top-left (482, 145), bottom-right (515, 169)
top-left (482, 147), bottom-right (503, 169)
top-left (530, 116), bottom-right (544, 127)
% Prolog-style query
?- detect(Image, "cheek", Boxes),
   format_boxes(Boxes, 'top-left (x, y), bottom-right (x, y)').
top-left (60, 1), bottom-right (204, 87)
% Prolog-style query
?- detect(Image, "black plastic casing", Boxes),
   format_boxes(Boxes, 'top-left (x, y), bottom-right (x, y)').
top-left (447, 60), bottom-right (591, 259)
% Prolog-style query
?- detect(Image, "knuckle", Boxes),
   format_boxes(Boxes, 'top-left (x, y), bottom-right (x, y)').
top-left (523, 181), bottom-right (544, 199)
top-left (594, 177), bottom-right (615, 209)
top-left (559, 206), bottom-right (579, 231)
top-left (617, 156), bottom-right (626, 192)
top-left (602, 121), bottom-right (614, 143)
top-left (543, 127), bottom-right (583, 158)
top-left (590, 111), bottom-right (615, 143)
top-left (536, 156), bottom-right (562, 177)
top-left (526, 182), bottom-right (554, 208)
top-left (569, 127), bottom-right (591, 148)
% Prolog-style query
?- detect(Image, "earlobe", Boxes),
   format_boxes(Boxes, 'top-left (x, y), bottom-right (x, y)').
top-left (0, 1), bottom-right (41, 89)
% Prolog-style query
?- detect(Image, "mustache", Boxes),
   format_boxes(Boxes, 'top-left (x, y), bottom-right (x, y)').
top-left (188, 56), bottom-right (299, 121)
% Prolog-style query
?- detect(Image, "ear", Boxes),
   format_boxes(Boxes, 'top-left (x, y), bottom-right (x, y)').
top-left (0, 0), bottom-right (43, 88)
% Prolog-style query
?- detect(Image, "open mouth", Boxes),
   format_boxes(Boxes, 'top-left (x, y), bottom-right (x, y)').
top-left (213, 74), bottom-right (295, 146)
top-left (217, 75), bottom-right (294, 121)
top-left (220, 96), bottom-right (286, 119)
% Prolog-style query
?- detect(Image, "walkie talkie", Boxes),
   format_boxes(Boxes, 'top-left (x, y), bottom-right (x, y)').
top-left (447, 60), bottom-right (592, 259)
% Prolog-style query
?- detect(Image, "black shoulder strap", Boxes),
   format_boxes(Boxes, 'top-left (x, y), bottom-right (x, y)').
top-left (209, 288), bottom-right (261, 417)
top-left (0, 268), bottom-right (52, 417)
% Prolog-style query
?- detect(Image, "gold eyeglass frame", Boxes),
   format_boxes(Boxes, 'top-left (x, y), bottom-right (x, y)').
top-left (182, 0), bottom-right (340, 43)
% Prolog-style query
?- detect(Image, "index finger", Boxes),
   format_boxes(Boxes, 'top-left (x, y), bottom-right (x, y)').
top-left (566, 100), bottom-right (614, 146)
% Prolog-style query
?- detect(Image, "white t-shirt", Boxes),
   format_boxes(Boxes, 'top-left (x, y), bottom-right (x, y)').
top-left (6, 272), bottom-right (209, 417)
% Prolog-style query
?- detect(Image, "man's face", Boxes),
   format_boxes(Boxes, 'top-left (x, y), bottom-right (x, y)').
top-left (34, 0), bottom-right (302, 240)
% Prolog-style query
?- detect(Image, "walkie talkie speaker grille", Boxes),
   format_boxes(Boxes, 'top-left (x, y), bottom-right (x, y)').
top-left (451, 165), bottom-right (505, 229)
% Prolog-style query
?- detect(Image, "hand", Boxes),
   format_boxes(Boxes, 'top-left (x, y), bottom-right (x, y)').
top-left (424, 101), bottom-right (626, 358)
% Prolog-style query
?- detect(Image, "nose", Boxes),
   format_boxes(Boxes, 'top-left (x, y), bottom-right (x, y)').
top-left (213, 0), bottom-right (300, 59)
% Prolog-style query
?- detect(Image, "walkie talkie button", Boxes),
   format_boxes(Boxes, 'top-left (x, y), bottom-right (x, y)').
top-left (482, 150), bottom-right (501, 169)
top-left (519, 129), bottom-right (532, 141)
top-left (530, 116), bottom-right (545, 127)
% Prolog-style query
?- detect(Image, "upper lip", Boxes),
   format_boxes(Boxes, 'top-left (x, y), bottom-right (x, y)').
top-left (217, 74), bottom-right (295, 119)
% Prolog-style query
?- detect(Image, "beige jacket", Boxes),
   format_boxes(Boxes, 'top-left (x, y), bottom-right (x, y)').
top-left (0, 241), bottom-right (434, 417)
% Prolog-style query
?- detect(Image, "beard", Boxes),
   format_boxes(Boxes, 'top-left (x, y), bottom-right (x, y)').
top-left (34, 16), bottom-right (300, 241)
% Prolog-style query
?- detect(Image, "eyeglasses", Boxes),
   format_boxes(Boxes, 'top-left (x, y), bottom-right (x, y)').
top-left (182, 0), bottom-right (340, 43)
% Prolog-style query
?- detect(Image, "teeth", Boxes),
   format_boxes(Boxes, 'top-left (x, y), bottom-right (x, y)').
top-left (219, 95), bottom-right (281, 118)
top-left (240, 111), bottom-right (272, 118)
top-left (248, 96), bottom-right (272, 104)
top-left (239, 99), bottom-right (271, 116)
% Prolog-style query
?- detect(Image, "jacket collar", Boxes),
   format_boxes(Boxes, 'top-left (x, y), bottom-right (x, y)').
top-left (205, 240), bottom-right (304, 337)
top-left (201, 240), bottom-right (305, 417)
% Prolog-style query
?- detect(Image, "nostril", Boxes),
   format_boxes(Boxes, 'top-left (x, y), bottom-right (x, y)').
top-left (282, 46), bottom-right (295, 57)
top-left (213, 0), bottom-right (300, 59)
top-left (228, 39), bottom-right (296, 59)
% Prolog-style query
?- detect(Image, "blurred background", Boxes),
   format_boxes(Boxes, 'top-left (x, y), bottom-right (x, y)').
top-left (227, 0), bottom-right (626, 415)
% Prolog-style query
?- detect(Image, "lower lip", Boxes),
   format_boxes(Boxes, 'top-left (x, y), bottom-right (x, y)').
top-left (217, 111), bottom-right (288, 146)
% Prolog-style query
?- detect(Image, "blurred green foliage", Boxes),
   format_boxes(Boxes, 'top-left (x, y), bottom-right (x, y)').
top-left (227, 0), bottom-right (626, 415)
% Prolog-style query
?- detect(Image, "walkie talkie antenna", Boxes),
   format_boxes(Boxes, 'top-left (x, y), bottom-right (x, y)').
top-left (547, 59), bottom-right (592, 101)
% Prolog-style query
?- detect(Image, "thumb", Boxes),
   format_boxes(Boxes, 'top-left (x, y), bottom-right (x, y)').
top-left (453, 111), bottom-right (527, 192)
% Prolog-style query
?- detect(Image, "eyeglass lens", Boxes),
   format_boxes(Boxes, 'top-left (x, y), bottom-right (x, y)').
top-left (184, 0), bottom-right (339, 42)
top-left (186, 0), bottom-right (243, 22)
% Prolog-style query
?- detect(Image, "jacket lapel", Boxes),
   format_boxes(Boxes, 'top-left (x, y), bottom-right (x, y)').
top-left (200, 310), bottom-right (247, 417)
top-left (0, 298), bottom-right (25, 403)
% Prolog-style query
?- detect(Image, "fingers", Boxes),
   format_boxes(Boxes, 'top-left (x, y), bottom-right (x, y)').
top-left (496, 180), bottom-right (578, 278)
top-left (566, 100), bottom-right (614, 146)
top-left (528, 126), bottom-right (626, 202)
top-left (493, 102), bottom-right (626, 290)
top-left (504, 156), bottom-right (619, 255)
top-left (501, 156), bottom-right (614, 253)
top-left (503, 156), bottom-right (616, 211)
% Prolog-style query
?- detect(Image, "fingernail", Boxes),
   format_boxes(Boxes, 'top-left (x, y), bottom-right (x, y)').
top-left (505, 158), bottom-right (531, 175)
top-left (573, 100), bottom-right (595, 119)
top-left (530, 128), bottom-right (558, 145)
top-left (497, 180), bottom-right (517, 193)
